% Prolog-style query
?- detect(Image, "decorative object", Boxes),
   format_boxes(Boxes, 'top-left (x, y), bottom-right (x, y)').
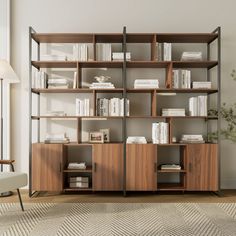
top-left (89, 132), bottom-right (104, 143)
top-left (100, 129), bottom-right (110, 142)
top-left (0, 60), bottom-right (20, 197)
top-left (94, 75), bottom-right (111, 83)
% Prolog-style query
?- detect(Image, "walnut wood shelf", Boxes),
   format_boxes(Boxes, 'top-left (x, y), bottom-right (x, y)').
top-left (157, 183), bottom-right (185, 191)
top-left (64, 188), bottom-right (93, 192)
top-left (31, 116), bottom-right (124, 120)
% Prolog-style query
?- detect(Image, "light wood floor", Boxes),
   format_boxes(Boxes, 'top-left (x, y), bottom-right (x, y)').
top-left (1, 190), bottom-right (236, 203)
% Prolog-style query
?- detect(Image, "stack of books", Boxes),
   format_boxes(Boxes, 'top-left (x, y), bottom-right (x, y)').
top-left (189, 95), bottom-right (207, 116)
top-left (89, 82), bottom-right (115, 89)
top-left (75, 99), bottom-right (90, 116)
top-left (134, 79), bottom-right (159, 89)
top-left (47, 78), bottom-right (69, 89)
top-left (73, 44), bottom-right (88, 61)
top-left (41, 54), bottom-right (67, 61)
top-left (69, 177), bottom-right (89, 188)
top-left (160, 164), bottom-right (181, 170)
top-left (162, 108), bottom-right (185, 116)
top-left (192, 81), bottom-right (212, 89)
top-left (96, 44), bottom-right (112, 61)
top-left (172, 70), bottom-right (191, 89)
top-left (126, 136), bottom-right (147, 144)
top-left (32, 71), bottom-right (48, 89)
top-left (157, 43), bottom-right (172, 61)
top-left (68, 162), bottom-right (86, 170)
top-left (112, 52), bottom-right (131, 61)
top-left (181, 52), bottom-right (202, 61)
top-left (152, 122), bottom-right (169, 144)
top-left (45, 133), bottom-right (69, 144)
top-left (97, 98), bottom-right (130, 116)
top-left (180, 134), bottom-right (205, 143)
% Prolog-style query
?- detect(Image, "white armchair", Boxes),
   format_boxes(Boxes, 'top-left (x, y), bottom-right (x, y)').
top-left (0, 160), bottom-right (27, 211)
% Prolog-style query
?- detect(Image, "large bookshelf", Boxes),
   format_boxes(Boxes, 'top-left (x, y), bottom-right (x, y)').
top-left (29, 26), bottom-right (221, 196)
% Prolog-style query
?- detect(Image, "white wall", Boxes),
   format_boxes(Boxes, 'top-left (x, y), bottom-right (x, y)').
top-left (11, 0), bottom-right (236, 188)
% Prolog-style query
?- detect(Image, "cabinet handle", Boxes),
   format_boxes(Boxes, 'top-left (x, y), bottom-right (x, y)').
top-left (154, 163), bottom-right (157, 172)
top-left (94, 162), bottom-right (97, 172)
top-left (189, 163), bottom-right (192, 172)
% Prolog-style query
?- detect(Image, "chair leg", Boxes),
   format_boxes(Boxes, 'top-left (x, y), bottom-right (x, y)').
top-left (17, 189), bottom-right (24, 211)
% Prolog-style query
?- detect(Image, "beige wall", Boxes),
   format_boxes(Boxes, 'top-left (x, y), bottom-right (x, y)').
top-left (11, 0), bottom-right (236, 188)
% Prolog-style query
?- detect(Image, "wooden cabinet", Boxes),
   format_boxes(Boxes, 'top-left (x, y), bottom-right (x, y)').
top-left (186, 144), bottom-right (218, 191)
top-left (126, 144), bottom-right (157, 191)
top-left (92, 144), bottom-right (123, 191)
top-left (32, 143), bottom-right (64, 191)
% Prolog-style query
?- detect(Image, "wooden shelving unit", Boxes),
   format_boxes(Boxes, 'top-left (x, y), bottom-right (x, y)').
top-left (29, 26), bottom-right (221, 197)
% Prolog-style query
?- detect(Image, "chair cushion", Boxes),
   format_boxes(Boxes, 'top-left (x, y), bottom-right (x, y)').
top-left (0, 172), bottom-right (27, 193)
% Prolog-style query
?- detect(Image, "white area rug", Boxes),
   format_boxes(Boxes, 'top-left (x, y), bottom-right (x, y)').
top-left (1, 203), bottom-right (236, 235)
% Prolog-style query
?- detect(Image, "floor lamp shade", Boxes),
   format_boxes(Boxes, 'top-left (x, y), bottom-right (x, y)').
top-left (0, 60), bottom-right (19, 83)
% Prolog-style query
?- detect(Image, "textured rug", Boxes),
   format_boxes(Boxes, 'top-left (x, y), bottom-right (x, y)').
top-left (1, 203), bottom-right (236, 236)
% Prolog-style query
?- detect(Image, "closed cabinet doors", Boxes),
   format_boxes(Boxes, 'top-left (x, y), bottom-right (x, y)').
top-left (93, 144), bottom-right (123, 191)
top-left (186, 144), bottom-right (218, 191)
top-left (126, 144), bottom-right (157, 191)
top-left (32, 143), bottom-right (64, 191)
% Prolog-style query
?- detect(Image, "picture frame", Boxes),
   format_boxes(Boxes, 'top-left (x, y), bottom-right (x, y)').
top-left (100, 128), bottom-right (110, 143)
top-left (89, 132), bottom-right (104, 143)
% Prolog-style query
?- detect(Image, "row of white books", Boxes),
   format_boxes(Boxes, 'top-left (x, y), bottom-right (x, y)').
top-left (69, 176), bottom-right (89, 188)
top-left (173, 70), bottom-right (191, 89)
top-left (68, 162), bottom-right (86, 170)
top-left (160, 164), bottom-right (181, 170)
top-left (180, 134), bottom-right (205, 143)
top-left (96, 44), bottom-right (112, 61)
top-left (112, 52), bottom-right (131, 61)
top-left (75, 99), bottom-right (90, 116)
top-left (44, 133), bottom-right (70, 143)
top-left (97, 98), bottom-right (130, 116)
top-left (152, 122), bottom-right (169, 144)
top-left (32, 71), bottom-right (48, 89)
top-left (162, 108), bottom-right (185, 116)
top-left (189, 96), bottom-right (207, 116)
top-left (181, 51), bottom-right (202, 61)
top-left (89, 82), bottom-right (115, 89)
top-left (157, 43), bottom-right (172, 61)
top-left (192, 81), bottom-right (212, 89)
top-left (134, 79), bottom-right (159, 89)
top-left (73, 44), bottom-right (88, 61)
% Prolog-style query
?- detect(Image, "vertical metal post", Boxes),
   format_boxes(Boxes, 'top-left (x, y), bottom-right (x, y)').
top-left (122, 26), bottom-right (127, 196)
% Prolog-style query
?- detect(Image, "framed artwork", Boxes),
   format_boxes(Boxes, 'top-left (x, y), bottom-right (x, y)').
top-left (100, 129), bottom-right (110, 143)
top-left (89, 132), bottom-right (104, 143)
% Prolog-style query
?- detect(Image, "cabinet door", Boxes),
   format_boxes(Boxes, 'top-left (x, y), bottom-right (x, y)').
top-left (93, 144), bottom-right (123, 191)
top-left (126, 144), bottom-right (157, 191)
top-left (186, 144), bottom-right (218, 191)
top-left (32, 143), bottom-right (64, 191)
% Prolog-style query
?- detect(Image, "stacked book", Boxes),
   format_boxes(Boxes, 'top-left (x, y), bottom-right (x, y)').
top-left (75, 98), bottom-right (90, 116)
top-left (73, 44), bottom-right (88, 61)
top-left (180, 134), bottom-right (205, 143)
top-left (47, 78), bottom-right (69, 89)
top-left (134, 79), bottom-right (159, 89)
top-left (162, 108), bottom-right (185, 116)
top-left (112, 52), bottom-right (131, 61)
top-left (189, 95), bottom-right (207, 116)
top-left (157, 43), bottom-right (172, 61)
top-left (96, 44), bottom-right (112, 61)
top-left (97, 98), bottom-right (130, 116)
top-left (89, 82), bottom-right (115, 89)
top-left (126, 136), bottom-right (147, 144)
top-left (181, 52), bottom-right (202, 61)
top-left (160, 164), bottom-right (181, 170)
top-left (69, 176), bottom-right (89, 188)
top-left (172, 70), bottom-right (191, 89)
top-left (192, 81), bottom-right (212, 89)
top-left (41, 54), bottom-right (67, 61)
top-left (32, 71), bottom-right (48, 89)
top-left (152, 122), bottom-right (169, 144)
top-left (68, 162), bottom-right (86, 170)
top-left (45, 133), bottom-right (69, 144)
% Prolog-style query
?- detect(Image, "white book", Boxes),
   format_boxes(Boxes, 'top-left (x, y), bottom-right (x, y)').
top-left (70, 182), bottom-right (89, 188)
top-left (69, 177), bottom-right (89, 183)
